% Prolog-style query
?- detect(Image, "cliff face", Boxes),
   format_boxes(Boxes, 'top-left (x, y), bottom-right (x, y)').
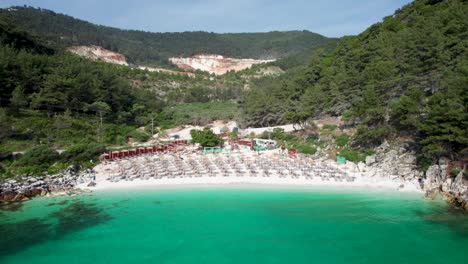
top-left (67, 45), bottom-right (128, 66)
top-left (169, 54), bottom-right (275, 75)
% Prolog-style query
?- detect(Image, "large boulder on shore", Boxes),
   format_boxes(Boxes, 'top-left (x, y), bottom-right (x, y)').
top-left (0, 190), bottom-right (18, 203)
top-left (424, 164), bottom-right (448, 191)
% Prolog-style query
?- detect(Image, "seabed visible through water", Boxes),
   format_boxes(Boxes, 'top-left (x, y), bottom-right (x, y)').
top-left (1, 186), bottom-right (467, 264)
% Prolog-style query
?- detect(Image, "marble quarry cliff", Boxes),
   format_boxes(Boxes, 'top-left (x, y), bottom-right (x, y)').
top-left (169, 54), bottom-right (275, 75)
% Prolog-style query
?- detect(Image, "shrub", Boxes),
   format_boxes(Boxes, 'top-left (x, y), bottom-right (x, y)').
top-left (339, 148), bottom-right (374, 163)
top-left (47, 162), bottom-right (69, 175)
top-left (335, 133), bottom-right (350, 147)
top-left (15, 145), bottom-right (60, 172)
top-left (353, 125), bottom-right (388, 147)
top-left (296, 144), bottom-right (317, 155)
top-left (229, 131), bottom-right (238, 139)
top-left (16, 146), bottom-right (59, 166)
top-left (127, 130), bottom-right (151, 142)
top-left (104, 124), bottom-right (134, 145)
top-left (271, 128), bottom-right (292, 141)
top-left (190, 128), bottom-right (224, 147)
top-left (61, 143), bottom-right (106, 163)
top-left (322, 124), bottom-right (337, 131)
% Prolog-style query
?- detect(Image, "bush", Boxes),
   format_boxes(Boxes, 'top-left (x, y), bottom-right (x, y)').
top-left (335, 133), bottom-right (350, 147)
top-left (190, 128), bottom-right (224, 147)
top-left (322, 124), bottom-right (337, 131)
top-left (15, 145), bottom-right (60, 172)
top-left (451, 168), bottom-right (461, 178)
top-left (416, 154), bottom-right (433, 172)
top-left (16, 146), bottom-right (59, 166)
top-left (104, 124), bottom-right (135, 145)
top-left (47, 162), bottom-right (69, 175)
top-left (127, 130), bottom-right (151, 142)
top-left (229, 131), bottom-right (238, 139)
top-left (271, 128), bottom-right (292, 141)
top-left (353, 125), bottom-right (388, 147)
top-left (339, 148), bottom-right (374, 163)
top-left (61, 143), bottom-right (106, 163)
top-left (296, 144), bottom-right (317, 155)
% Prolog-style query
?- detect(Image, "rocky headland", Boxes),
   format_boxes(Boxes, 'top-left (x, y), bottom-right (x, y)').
top-left (0, 165), bottom-right (95, 205)
top-left (353, 141), bottom-right (468, 210)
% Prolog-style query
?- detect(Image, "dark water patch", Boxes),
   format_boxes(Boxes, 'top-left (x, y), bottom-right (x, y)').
top-left (111, 198), bottom-right (131, 208)
top-left (47, 202), bottom-right (56, 206)
top-left (414, 205), bottom-right (468, 237)
top-left (49, 201), bottom-right (113, 235)
top-left (57, 200), bottom-right (69, 206)
top-left (153, 201), bottom-right (161, 205)
top-left (0, 218), bottom-right (53, 257)
top-left (0, 200), bottom-right (112, 259)
top-left (0, 202), bottom-right (24, 212)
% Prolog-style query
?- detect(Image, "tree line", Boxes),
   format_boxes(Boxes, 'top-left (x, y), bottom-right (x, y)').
top-left (0, 6), bottom-right (337, 67)
top-left (242, 0), bottom-right (467, 165)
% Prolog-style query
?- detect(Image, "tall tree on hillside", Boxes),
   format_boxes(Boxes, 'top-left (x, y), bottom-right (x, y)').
top-left (418, 74), bottom-right (468, 160)
top-left (350, 86), bottom-right (388, 147)
top-left (10, 85), bottom-right (29, 113)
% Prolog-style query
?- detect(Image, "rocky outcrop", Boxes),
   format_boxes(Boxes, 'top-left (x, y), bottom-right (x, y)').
top-left (0, 166), bottom-right (95, 204)
top-left (355, 141), bottom-right (424, 190)
top-left (67, 45), bottom-right (128, 66)
top-left (424, 164), bottom-right (468, 210)
top-left (169, 54), bottom-right (275, 75)
top-left (354, 140), bottom-right (468, 209)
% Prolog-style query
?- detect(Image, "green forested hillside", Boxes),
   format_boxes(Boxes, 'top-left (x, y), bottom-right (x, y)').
top-left (0, 11), bottom-right (322, 177)
top-left (1, 0), bottom-right (467, 176)
top-left (0, 6), bottom-right (337, 67)
top-left (0, 16), bottom-right (248, 176)
top-left (243, 0), bottom-right (467, 162)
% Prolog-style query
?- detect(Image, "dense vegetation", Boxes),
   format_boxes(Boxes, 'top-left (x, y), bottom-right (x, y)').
top-left (243, 0), bottom-right (467, 165)
top-left (1, 0), bottom-right (466, 177)
top-left (0, 16), bottom-right (245, 177)
top-left (0, 6), bottom-right (337, 67)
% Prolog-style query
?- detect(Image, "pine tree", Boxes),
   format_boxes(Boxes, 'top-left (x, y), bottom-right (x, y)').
top-left (10, 85), bottom-right (28, 113)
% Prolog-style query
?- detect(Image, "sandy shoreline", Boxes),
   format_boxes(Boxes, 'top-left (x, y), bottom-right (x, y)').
top-left (77, 176), bottom-right (422, 193)
top-left (81, 150), bottom-right (423, 193)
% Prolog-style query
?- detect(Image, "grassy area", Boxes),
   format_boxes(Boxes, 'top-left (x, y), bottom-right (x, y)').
top-left (163, 101), bottom-right (241, 127)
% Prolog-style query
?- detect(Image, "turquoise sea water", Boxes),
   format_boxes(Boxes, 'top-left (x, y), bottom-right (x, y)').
top-left (1, 186), bottom-right (467, 264)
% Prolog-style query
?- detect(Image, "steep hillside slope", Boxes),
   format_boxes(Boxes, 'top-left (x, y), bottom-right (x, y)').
top-left (67, 46), bottom-right (128, 66)
top-left (243, 0), bottom-right (467, 161)
top-left (0, 7), bottom-right (338, 67)
top-left (0, 17), bottom-right (245, 158)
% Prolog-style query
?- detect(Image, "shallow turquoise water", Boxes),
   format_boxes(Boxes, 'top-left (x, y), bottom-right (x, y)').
top-left (1, 186), bottom-right (467, 264)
